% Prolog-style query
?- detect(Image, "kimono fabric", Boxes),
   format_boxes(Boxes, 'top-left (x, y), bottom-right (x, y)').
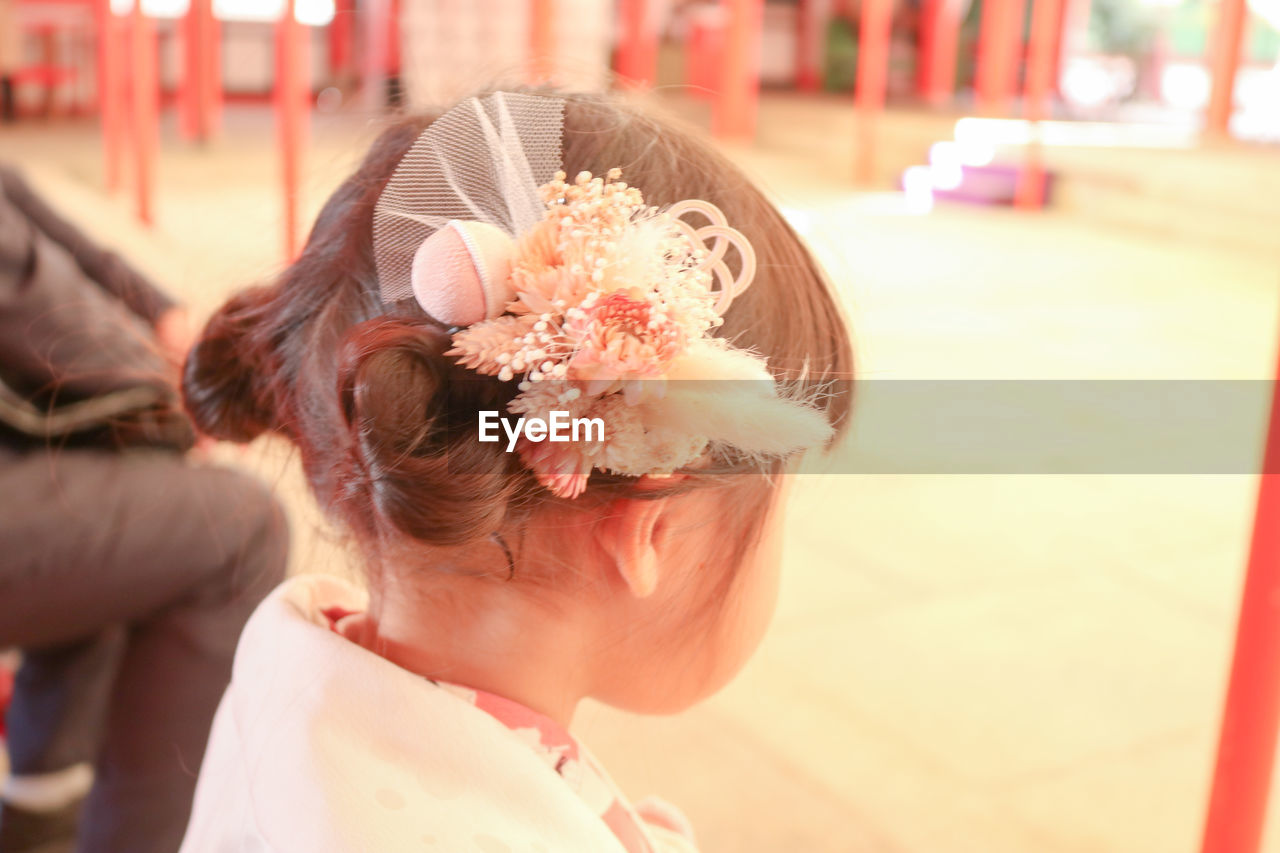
top-left (180, 574), bottom-right (699, 853)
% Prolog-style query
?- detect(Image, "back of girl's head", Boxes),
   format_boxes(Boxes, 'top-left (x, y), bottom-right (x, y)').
top-left (183, 89), bottom-right (853, 561)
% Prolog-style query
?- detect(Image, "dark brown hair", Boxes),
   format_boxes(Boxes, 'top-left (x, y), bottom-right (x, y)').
top-left (183, 90), bottom-right (854, 563)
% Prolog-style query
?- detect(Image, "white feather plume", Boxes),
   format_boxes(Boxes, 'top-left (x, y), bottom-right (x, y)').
top-left (646, 386), bottom-right (832, 457)
top-left (665, 340), bottom-right (772, 383)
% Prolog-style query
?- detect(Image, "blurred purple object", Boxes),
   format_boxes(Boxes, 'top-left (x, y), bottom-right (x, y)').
top-left (904, 164), bottom-right (1056, 207)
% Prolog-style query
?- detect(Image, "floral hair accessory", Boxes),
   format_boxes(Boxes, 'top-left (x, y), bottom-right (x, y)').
top-left (373, 93), bottom-right (832, 498)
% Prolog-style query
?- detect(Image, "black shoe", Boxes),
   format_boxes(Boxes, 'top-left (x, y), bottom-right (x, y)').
top-left (0, 799), bottom-right (80, 853)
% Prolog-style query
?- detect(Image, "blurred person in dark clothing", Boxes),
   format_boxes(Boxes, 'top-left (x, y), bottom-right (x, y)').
top-left (0, 0), bottom-right (14, 123)
top-left (0, 166), bottom-right (288, 853)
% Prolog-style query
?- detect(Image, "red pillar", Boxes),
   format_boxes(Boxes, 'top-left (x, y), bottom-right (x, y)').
top-left (975, 0), bottom-right (1025, 114)
top-left (129, 2), bottom-right (158, 226)
top-left (1015, 0), bottom-right (1063, 208)
top-left (713, 0), bottom-right (763, 140)
top-left (1206, 0), bottom-right (1247, 136)
top-left (854, 0), bottom-right (893, 183)
top-left (359, 0), bottom-right (388, 111)
top-left (617, 0), bottom-right (658, 89)
top-left (330, 0), bottom-right (357, 81)
top-left (529, 0), bottom-right (555, 83)
top-left (387, 0), bottom-right (402, 86)
top-left (1200, 318), bottom-right (1280, 853)
top-left (276, 0), bottom-right (309, 261)
top-left (96, 0), bottom-right (125, 193)
top-left (180, 0), bottom-right (221, 142)
top-left (796, 0), bottom-right (829, 93)
top-left (918, 0), bottom-right (965, 104)
top-left (1053, 0), bottom-right (1086, 96)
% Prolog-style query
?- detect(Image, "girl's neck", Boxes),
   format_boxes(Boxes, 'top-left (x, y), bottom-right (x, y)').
top-left (344, 577), bottom-right (595, 729)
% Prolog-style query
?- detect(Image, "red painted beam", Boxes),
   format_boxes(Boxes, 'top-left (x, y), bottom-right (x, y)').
top-left (975, 0), bottom-right (1025, 114)
top-left (712, 0), bottom-right (763, 140)
top-left (616, 0), bottom-right (658, 89)
top-left (918, 0), bottom-right (965, 105)
top-left (1206, 0), bottom-right (1247, 136)
top-left (1200, 317), bottom-right (1280, 852)
top-left (853, 0), bottom-right (892, 183)
top-left (129, 2), bottom-right (157, 225)
top-left (276, 0), bottom-right (309, 261)
top-left (1015, 0), bottom-right (1063, 208)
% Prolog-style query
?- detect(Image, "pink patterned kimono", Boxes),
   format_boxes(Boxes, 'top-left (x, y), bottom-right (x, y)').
top-left (180, 575), bottom-right (698, 853)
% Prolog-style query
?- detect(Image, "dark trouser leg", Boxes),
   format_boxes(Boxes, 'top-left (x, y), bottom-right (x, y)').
top-left (0, 76), bottom-right (13, 123)
top-left (0, 448), bottom-right (289, 853)
top-left (7, 628), bottom-right (126, 776)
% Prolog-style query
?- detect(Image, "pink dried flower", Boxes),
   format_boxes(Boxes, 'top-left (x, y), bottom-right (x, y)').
top-left (567, 292), bottom-right (686, 385)
top-left (517, 436), bottom-right (594, 499)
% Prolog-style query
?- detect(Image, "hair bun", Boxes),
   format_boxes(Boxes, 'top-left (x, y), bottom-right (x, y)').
top-left (336, 318), bottom-right (525, 546)
top-left (182, 287), bottom-right (278, 443)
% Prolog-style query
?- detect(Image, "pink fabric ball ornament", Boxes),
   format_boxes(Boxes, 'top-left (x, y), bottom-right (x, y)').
top-left (410, 220), bottom-right (517, 326)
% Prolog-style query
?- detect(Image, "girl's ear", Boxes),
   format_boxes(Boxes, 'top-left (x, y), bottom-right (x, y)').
top-left (596, 498), bottom-right (667, 598)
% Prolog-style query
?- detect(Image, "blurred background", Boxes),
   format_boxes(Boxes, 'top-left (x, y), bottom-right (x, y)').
top-left (0, 0), bottom-right (1278, 851)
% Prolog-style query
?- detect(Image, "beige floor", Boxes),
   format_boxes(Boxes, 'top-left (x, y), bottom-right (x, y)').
top-left (3, 93), bottom-right (1280, 852)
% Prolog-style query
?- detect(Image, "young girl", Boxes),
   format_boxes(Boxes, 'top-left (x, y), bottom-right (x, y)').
top-left (179, 90), bottom-right (853, 852)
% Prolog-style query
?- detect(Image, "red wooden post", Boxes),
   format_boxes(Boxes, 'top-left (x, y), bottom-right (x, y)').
top-left (276, 0), bottom-right (309, 261)
top-left (1206, 0), bottom-right (1247, 136)
top-left (1200, 319), bottom-right (1280, 852)
top-left (529, 0), bottom-right (555, 83)
top-left (359, 0), bottom-right (387, 111)
top-left (180, 0), bottom-right (220, 142)
top-left (1015, 0), bottom-right (1063, 208)
top-left (795, 0), bottom-right (827, 93)
top-left (1056, 0), bottom-right (1088, 95)
top-left (179, 0), bottom-right (196, 139)
top-left (853, 0), bottom-right (892, 183)
top-left (712, 0), bottom-right (763, 140)
top-left (96, 0), bottom-right (124, 192)
top-left (329, 0), bottom-right (357, 81)
top-left (975, 0), bottom-right (1025, 114)
top-left (617, 0), bottom-right (658, 89)
top-left (387, 0), bottom-right (401, 87)
top-left (129, 1), bottom-right (157, 225)
top-left (918, 0), bottom-right (965, 104)
top-left (684, 6), bottom-right (725, 97)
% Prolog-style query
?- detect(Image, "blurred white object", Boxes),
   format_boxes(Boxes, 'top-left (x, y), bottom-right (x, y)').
top-left (928, 142), bottom-right (964, 191)
top-left (108, 0), bottom-right (334, 23)
top-left (214, 0), bottom-right (335, 24)
top-left (955, 117), bottom-right (1197, 148)
top-left (902, 166), bottom-right (935, 214)
top-left (1248, 0), bottom-right (1280, 29)
top-left (1230, 64), bottom-right (1280, 141)
top-left (1160, 62), bottom-right (1212, 110)
top-left (1061, 55), bottom-right (1136, 108)
top-left (108, 0), bottom-right (189, 15)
